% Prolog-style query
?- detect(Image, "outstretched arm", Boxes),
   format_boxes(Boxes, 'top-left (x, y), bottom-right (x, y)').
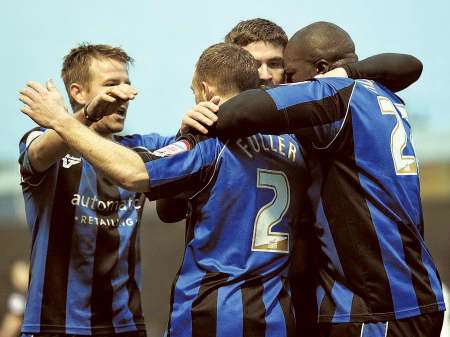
top-left (47, 113), bottom-right (149, 192)
top-left (19, 81), bottom-right (218, 196)
top-left (211, 78), bottom-right (353, 142)
top-left (19, 80), bottom-right (137, 173)
top-left (19, 81), bottom-right (148, 191)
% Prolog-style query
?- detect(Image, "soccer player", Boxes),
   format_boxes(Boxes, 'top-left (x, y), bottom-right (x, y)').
top-left (156, 18), bottom-right (289, 222)
top-left (225, 18), bottom-right (287, 86)
top-left (18, 44), bottom-right (208, 337)
top-left (20, 42), bottom-right (309, 337)
top-left (199, 22), bottom-right (446, 337)
top-left (19, 41), bottom-right (428, 337)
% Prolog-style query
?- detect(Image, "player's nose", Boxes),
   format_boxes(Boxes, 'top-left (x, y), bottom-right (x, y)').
top-left (258, 64), bottom-right (272, 81)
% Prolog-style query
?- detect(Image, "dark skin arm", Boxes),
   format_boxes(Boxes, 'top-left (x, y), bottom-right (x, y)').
top-left (342, 53), bottom-right (423, 92)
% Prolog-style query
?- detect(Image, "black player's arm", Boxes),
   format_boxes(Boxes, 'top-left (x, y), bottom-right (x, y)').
top-left (212, 80), bottom-right (351, 139)
top-left (156, 198), bottom-right (188, 223)
top-left (212, 89), bottom-right (287, 138)
top-left (342, 53), bottom-right (423, 92)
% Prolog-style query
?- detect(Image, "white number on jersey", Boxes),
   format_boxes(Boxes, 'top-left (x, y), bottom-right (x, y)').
top-left (251, 169), bottom-right (290, 254)
top-left (377, 96), bottom-right (418, 175)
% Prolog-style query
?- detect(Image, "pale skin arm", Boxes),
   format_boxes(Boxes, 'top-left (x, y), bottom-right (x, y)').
top-left (19, 81), bottom-right (219, 192)
top-left (19, 80), bottom-right (137, 173)
top-left (51, 113), bottom-right (149, 192)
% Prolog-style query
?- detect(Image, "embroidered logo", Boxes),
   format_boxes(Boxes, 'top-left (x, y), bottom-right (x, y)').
top-left (62, 154), bottom-right (82, 168)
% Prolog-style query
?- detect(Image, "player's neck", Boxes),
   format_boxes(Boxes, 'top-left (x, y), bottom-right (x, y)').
top-left (217, 92), bottom-right (239, 105)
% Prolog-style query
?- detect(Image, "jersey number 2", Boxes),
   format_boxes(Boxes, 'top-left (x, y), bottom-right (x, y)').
top-left (378, 96), bottom-right (418, 175)
top-left (251, 169), bottom-right (290, 254)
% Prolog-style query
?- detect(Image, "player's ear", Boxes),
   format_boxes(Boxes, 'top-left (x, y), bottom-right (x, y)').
top-left (70, 83), bottom-right (87, 107)
top-left (315, 59), bottom-right (331, 74)
top-left (201, 81), bottom-right (215, 101)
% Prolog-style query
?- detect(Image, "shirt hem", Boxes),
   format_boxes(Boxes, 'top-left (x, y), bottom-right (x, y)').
top-left (22, 322), bottom-right (147, 335)
top-left (318, 302), bottom-right (446, 323)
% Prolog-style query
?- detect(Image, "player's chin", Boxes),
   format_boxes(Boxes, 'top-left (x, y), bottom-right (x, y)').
top-left (107, 121), bottom-right (125, 133)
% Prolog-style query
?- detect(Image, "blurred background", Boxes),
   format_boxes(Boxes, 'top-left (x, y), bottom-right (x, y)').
top-left (0, 0), bottom-right (448, 336)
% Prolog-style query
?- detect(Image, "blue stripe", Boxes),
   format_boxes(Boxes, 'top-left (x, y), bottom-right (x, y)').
top-left (111, 188), bottom-right (140, 332)
top-left (266, 78), bottom-right (353, 110)
top-left (307, 162), bottom-right (345, 279)
top-left (22, 198), bottom-right (52, 332)
top-left (262, 277), bottom-right (288, 337)
top-left (362, 321), bottom-right (387, 337)
top-left (65, 162), bottom-right (97, 334)
top-left (216, 279), bottom-right (244, 337)
top-left (330, 282), bottom-right (353, 322)
top-left (360, 187), bottom-right (420, 317)
top-left (421, 246), bottom-right (446, 310)
top-left (316, 285), bottom-right (325, 314)
top-left (316, 200), bottom-right (345, 276)
top-left (146, 138), bottom-right (218, 188)
top-left (169, 247), bottom-right (206, 337)
top-left (134, 233), bottom-right (142, 292)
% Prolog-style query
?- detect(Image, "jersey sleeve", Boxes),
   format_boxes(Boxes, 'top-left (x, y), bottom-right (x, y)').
top-left (342, 53), bottom-right (422, 92)
top-left (116, 133), bottom-right (176, 151)
top-left (18, 127), bottom-right (48, 186)
top-left (213, 78), bottom-right (355, 149)
top-left (143, 138), bottom-right (221, 200)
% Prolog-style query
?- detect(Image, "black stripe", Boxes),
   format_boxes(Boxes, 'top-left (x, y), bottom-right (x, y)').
top-left (127, 197), bottom-right (145, 327)
top-left (318, 112), bottom-right (395, 319)
top-left (167, 179), bottom-right (217, 337)
top-left (277, 278), bottom-right (295, 337)
top-left (90, 174), bottom-right (121, 330)
top-left (318, 279), bottom-right (337, 319)
top-left (241, 277), bottom-right (266, 337)
top-left (285, 84), bottom-right (355, 129)
top-left (349, 294), bottom-right (369, 319)
top-left (397, 223), bottom-right (439, 312)
top-left (185, 169), bottom-right (219, 244)
top-left (40, 158), bottom-right (82, 326)
top-left (166, 264), bottom-right (183, 337)
top-left (146, 167), bottom-right (207, 201)
top-left (191, 272), bottom-right (230, 337)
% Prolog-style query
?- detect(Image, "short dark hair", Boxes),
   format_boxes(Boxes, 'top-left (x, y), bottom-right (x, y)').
top-left (290, 22), bottom-right (357, 66)
top-left (194, 43), bottom-right (259, 96)
top-left (61, 43), bottom-right (134, 110)
top-left (224, 18), bottom-right (288, 49)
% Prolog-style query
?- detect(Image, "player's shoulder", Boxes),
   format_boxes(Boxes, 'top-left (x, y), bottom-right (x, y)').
top-left (354, 79), bottom-right (405, 104)
top-left (19, 127), bottom-right (45, 147)
top-left (115, 133), bottom-right (176, 150)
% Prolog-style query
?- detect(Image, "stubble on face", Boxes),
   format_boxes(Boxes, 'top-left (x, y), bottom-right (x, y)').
top-left (86, 58), bottom-right (131, 137)
top-left (243, 41), bottom-right (285, 86)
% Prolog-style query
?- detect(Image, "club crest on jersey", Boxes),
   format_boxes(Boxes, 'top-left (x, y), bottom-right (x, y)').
top-left (62, 154), bottom-right (82, 168)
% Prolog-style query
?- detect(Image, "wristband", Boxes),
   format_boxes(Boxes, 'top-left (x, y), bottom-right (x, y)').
top-left (83, 104), bottom-right (102, 122)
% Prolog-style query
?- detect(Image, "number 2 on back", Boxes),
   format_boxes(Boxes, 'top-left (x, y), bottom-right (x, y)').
top-left (377, 96), bottom-right (418, 175)
top-left (252, 169), bottom-right (290, 254)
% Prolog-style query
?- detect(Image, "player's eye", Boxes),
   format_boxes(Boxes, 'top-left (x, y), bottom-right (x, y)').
top-left (268, 59), bottom-right (284, 69)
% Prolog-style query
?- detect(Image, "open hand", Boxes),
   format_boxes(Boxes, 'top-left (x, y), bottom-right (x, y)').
top-left (19, 80), bottom-right (69, 129)
top-left (180, 96), bottom-right (220, 134)
top-left (85, 84), bottom-right (137, 120)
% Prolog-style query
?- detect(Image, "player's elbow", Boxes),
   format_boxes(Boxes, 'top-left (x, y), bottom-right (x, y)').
top-left (116, 169), bottom-right (149, 193)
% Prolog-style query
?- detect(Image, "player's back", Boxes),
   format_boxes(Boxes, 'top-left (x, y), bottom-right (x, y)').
top-left (167, 134), bottom-right (309, 337)
top-left (305, 78), bottom-right (445, 323)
